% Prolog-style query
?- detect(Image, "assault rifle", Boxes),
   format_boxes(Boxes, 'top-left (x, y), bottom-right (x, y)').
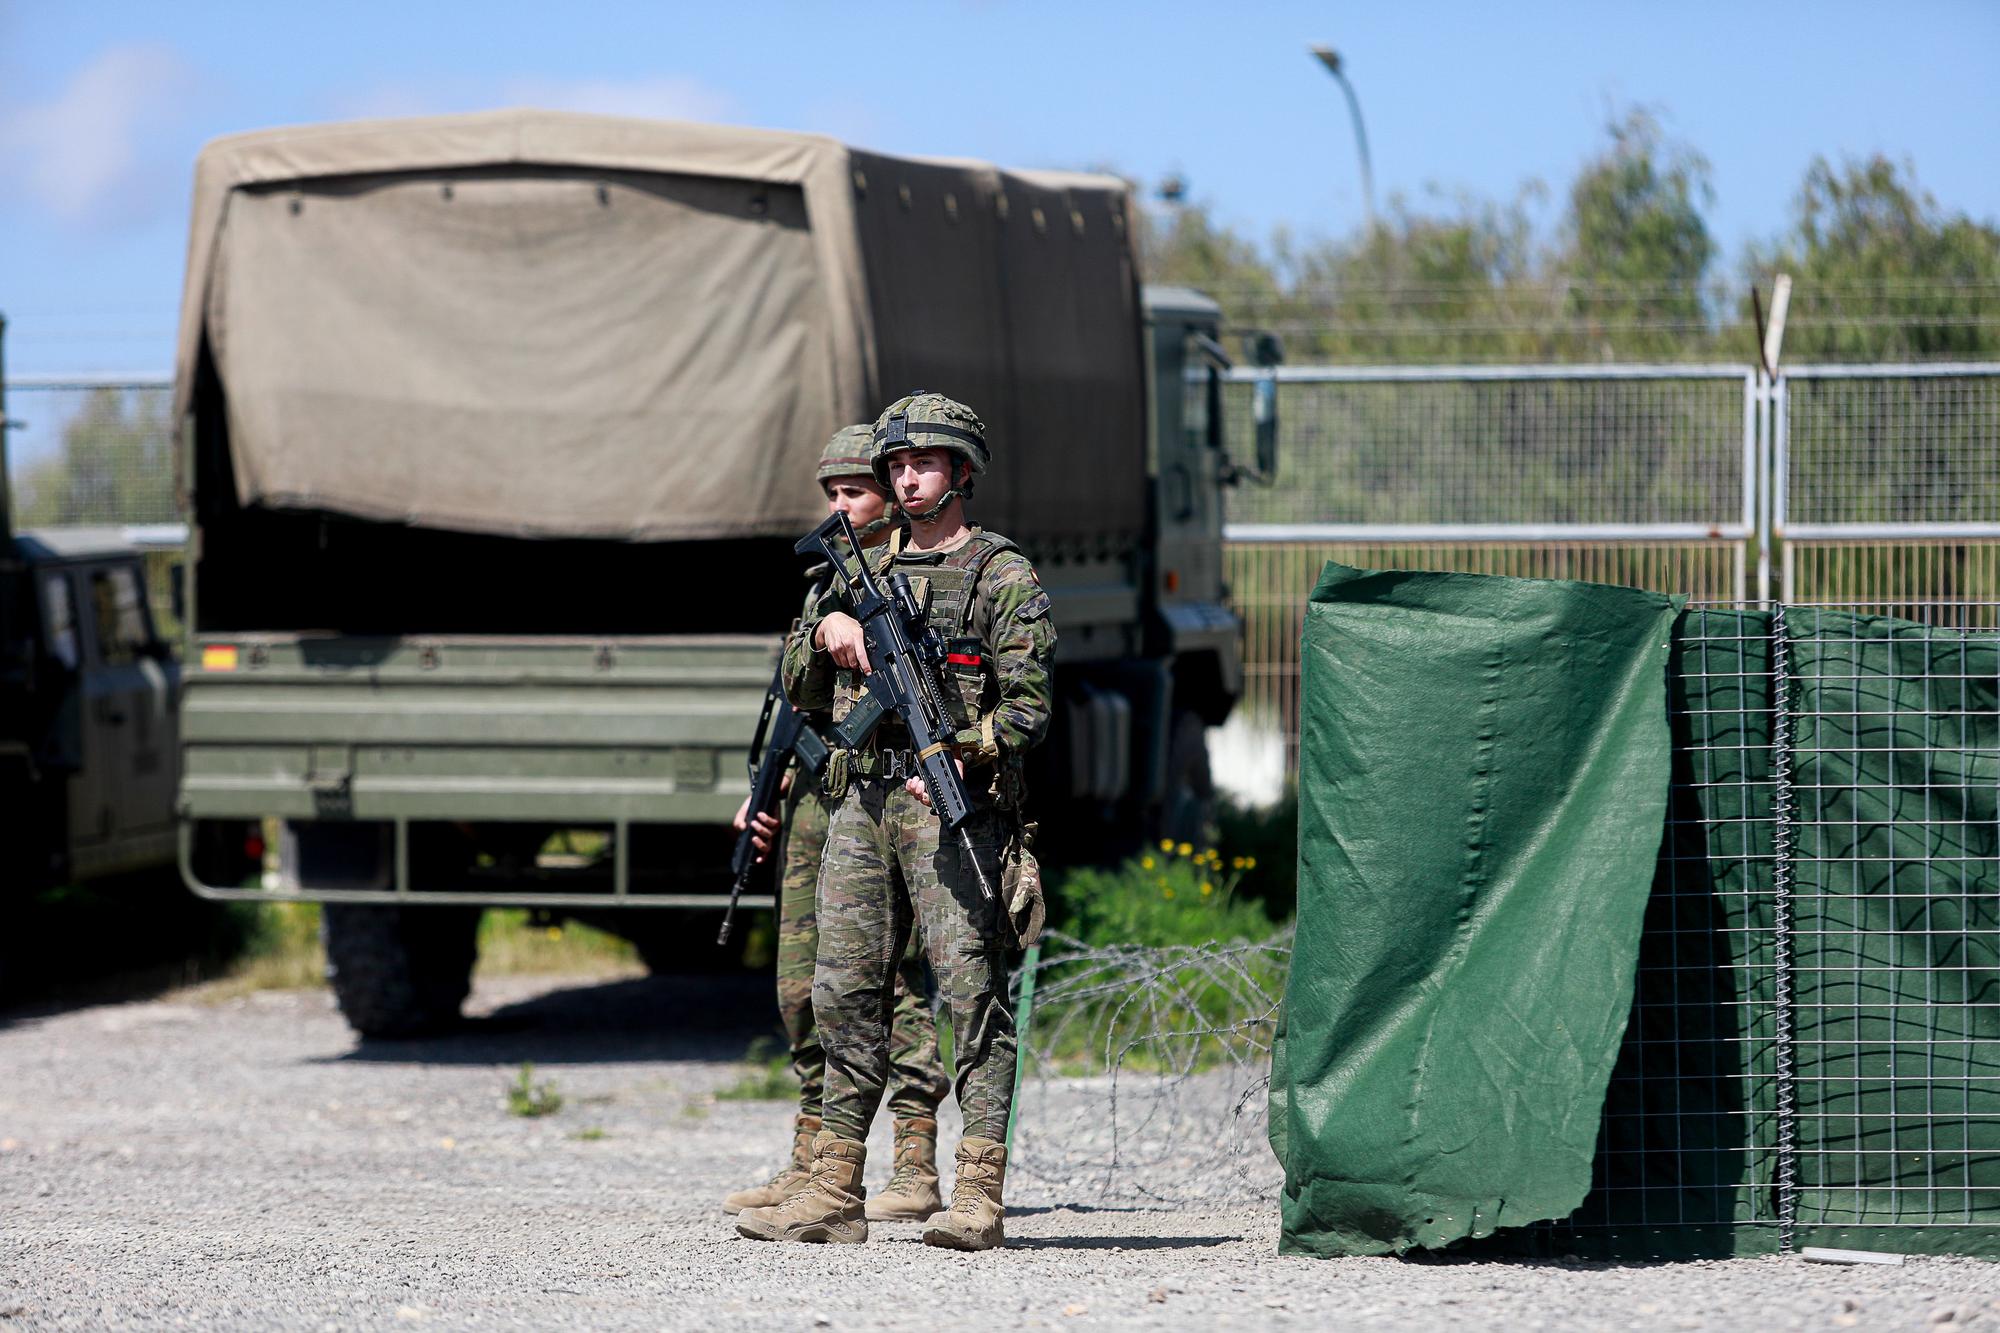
top-left (717, 594), bottom-right (833, 946)
top-left (793, 511), bottom-right (995, 900)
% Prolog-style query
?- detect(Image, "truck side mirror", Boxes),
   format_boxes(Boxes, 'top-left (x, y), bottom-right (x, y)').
top-left (1249, 332), bottom-right (1283, 483)
top-left (170, 561), bottom-right (187, 629)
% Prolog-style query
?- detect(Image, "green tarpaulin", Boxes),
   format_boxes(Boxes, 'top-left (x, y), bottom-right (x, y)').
top-left (1274, 578), bottom-right (2000, 1259)
top-left (1272, 565), bottom-right (1681, 1256)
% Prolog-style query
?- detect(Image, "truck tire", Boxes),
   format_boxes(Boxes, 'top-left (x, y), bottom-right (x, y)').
top-left (321, 904), bottom-right (481, 1039)
top-left (1155, 709), bottom-right (1216, 848)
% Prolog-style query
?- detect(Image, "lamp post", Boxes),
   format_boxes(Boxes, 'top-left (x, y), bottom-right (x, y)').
top-left (1309, 45), bottom-right (1376, 229)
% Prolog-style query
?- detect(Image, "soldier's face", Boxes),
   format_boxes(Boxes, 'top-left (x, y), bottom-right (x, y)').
top-left (823, 475), bottom-right (890, 530)
top-left (887, 448), bottom-right (962, 511)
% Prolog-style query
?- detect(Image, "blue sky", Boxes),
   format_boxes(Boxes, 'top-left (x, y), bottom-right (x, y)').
top-left (2, 0), bottom-right (1995, 376)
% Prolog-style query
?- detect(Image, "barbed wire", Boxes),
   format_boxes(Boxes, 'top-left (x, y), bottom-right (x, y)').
top-left (1012, 929), bottom-right (1292, 1204)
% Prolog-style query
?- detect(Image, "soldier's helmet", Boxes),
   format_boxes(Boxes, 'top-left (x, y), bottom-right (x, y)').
top-left (816, 424), bottom-right (878, 484)
top-left (870, 392), bottom-right (989, 490)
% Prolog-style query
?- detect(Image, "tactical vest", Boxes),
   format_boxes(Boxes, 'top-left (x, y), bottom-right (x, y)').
top-left (833, 526), bottom-right (1018, 745)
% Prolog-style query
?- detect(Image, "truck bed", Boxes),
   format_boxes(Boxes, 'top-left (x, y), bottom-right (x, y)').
top-left (179, 633), bottom-right (777, 825)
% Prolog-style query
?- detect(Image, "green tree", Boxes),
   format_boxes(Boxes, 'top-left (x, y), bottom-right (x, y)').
top-left (1750, 155), bottom-right (2000, 361)
top-left (1279, 190), bottom-right (1539, 361)
top-left (1550, 108), bottom-right (1722, 360)
top-left (17, 388), bottom-right (178, 527)
top-left (1131, 114), bottom-right (1992, 367)
top-left (1136, 196), bottom-right (1287, 316)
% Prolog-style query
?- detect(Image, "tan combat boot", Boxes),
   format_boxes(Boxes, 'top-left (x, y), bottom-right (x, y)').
top-left (864, 1117), bottom-right (943, 1221)
top-left (734, 1132), bottom-right (869, 1244)
top-left (721, 1113), bottom-right (820, 1215)
top-left (921, 1136), bottom-right (1008, 1251)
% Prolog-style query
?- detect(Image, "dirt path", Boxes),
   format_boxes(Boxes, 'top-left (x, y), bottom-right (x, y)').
top-left (2, 973), bottom-right (1994, 1330)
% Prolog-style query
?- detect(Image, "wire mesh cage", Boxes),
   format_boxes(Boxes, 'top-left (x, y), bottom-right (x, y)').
top-left (1542, 608), bottom-right (1789, 1254)
top-left (1783, 604), bottom-right (2000, 1239)
top-left (1468, 599), bottom-right (1999, 1256)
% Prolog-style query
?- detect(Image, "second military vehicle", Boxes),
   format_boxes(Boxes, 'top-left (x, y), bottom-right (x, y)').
top-left (1, 317), bottom-right (183, 897)
top-left (170, 110), bottom-right (1276, 1036)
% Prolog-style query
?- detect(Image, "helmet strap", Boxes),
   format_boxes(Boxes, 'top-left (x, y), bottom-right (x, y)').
top-left (903, 487), bottom-right (966, 526)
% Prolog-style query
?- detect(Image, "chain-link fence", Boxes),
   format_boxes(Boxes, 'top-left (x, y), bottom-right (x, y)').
top-left (1222, 365), bottom-right (1752, 528)
top-left (1220, 363), bottom-right (1756, 767)
top-left (1781, 365), bottom-right (2000, 615)
top-left (1224, 362), bottom-right (2000, 770)
top-left (3, 377), bottom-right (179, 529)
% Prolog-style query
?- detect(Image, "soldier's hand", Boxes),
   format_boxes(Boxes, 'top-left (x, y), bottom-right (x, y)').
top-left (814, 613), bottom-right (871, 673)
top-left (732, 798), bottom-right (782, 860)
top-left (748, 810), bottom-right (781, 859)
top-left (905, 756), bottom-right (966, 809)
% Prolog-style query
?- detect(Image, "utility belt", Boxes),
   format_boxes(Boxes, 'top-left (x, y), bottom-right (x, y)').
top-left (846, 744), bottom-right (926, 782)
top-left (841, 732), bottom-right (997, 785)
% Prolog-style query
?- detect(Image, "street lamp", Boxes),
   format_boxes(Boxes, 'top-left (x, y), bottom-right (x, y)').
top-left (1308, 44), bottom-right (1376, 229)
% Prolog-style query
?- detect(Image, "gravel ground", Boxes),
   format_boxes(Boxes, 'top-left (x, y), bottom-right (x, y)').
top-left (3, 970), bottom-right (1997, 1331)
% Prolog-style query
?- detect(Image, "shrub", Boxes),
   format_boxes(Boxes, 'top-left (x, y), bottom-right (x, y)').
top-left (1050, 838), bottom-right (1277, 948)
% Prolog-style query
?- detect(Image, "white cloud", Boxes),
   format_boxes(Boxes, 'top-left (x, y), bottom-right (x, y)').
top-left (0, 44), bottom-right (195, 226)
top-left (337, 74), bottom-right (734, 126)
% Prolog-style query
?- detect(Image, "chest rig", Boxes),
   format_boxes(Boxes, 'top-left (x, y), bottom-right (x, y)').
top-left (833, 526), bottom-right (1017, 772)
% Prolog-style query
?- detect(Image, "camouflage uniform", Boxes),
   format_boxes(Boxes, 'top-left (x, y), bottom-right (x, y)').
top-left (724, 430), bottom-right (948, 1220)
top-left (773, 678), bottom-right (946, 1122)
top-left (783, 479), bottom-right (1055, 1146)
top-left (739, 392), bottom-right (1052, 1251)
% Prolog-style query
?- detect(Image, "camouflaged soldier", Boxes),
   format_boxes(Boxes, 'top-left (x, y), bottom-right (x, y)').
top-left (723, 426), bottom-right (950, 1223)
top-left (738, 392), bottom-right (1055, 1252)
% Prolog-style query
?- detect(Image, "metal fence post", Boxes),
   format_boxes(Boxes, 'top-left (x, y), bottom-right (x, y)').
top-left (1755, 371), bottom-right (1773, 605)
top-left (1741, 369), bottom-right (1759, 606)
top-left (1774, 374), bottom-right (1791, 604)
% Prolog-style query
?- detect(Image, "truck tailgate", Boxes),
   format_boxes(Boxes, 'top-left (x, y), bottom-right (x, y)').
top-left (178, 634), bottom-right (778, 823)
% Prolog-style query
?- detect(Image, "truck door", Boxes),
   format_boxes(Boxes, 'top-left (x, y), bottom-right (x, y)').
top-left (73, 560), bottom-right (178, 876)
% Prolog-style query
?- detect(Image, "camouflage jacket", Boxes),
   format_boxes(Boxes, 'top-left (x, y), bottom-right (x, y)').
top-left (782, 525), bottom-right (1056, 766)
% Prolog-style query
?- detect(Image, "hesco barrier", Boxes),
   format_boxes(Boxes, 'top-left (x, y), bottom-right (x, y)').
top-left (1275, 566), bottom-right (2000, 1259)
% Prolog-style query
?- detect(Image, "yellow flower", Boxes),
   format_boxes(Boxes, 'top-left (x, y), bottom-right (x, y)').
top-left (545, 926), bottom-right (563, 941)
top-left (1159, 839), bottom-right (1174, 852)
top-left (1200, 881), bottom-right (1214, 896)
top-left (1156, 876), bottom-right (1167, 888)
top-left (1231, 856), bottom-right (1247, 870)
top-left (1245, 856), bottom-right (1258, 870)
top-left (1141, 856), bottom-right (1155, 870)
top-left (1176, 842), bottom-right (1193, 858)
top-left (1163, 887), bottom-right (1175, 899)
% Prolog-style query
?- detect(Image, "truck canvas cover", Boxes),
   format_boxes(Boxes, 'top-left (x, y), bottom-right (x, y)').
top-left (173, 109), bottom-right (1144, 546)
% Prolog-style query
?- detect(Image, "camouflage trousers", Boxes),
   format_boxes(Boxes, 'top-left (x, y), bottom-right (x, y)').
top-left (814, 775), bottom-right (1015, 1142)
top-left (777, 780), bottom-right (947, 1121)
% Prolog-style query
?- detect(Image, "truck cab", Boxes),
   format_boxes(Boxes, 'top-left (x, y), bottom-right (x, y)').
top-left (1, 529), bottom-right (180, 887)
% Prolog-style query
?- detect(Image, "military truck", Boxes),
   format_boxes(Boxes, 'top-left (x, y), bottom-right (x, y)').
top-left (171, 111), bottom-right (1277, 1036)
top-left (0, 317), bottom-right (183, 893)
